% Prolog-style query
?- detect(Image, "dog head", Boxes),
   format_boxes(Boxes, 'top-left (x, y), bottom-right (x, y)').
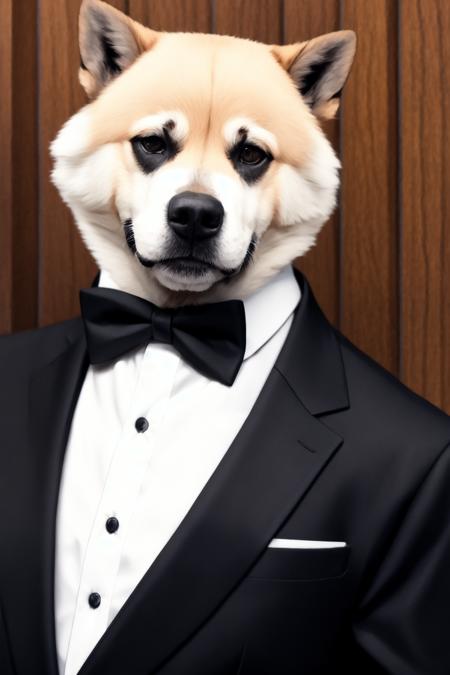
top-left (50, 0), bottom-right (356, 305)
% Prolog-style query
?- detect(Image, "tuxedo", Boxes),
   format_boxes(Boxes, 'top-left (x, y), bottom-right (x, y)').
top-left (1, 268), bottom-right (449, 675)
top-left (54, 264), bottom-right (301, 674)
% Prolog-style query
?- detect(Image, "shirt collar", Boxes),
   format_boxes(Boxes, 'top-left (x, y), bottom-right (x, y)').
top-left (241, 264), bottom-right (301, 359)
top-left (98, 265), bottom-right (301, 361)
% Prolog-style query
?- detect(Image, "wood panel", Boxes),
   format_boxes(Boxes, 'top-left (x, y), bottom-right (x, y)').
top-left (11, 0), bottom-right (39, 331)
top-left (284, 0), bottom-right (341, 326)
top-left (214, 0), bottom-right (281, 42)
top-left (0, 0), bottom-right (12, 333)
top-left (1, 0), bottom-right (450, 414)
top-left (0, 0), bottom-right (38, 333)
top-left (400, 0), bottom-right (450, 410)
top-left (129, 0), bottom-right (211, 31)
top-left (37, 0), bottom-right (127, 327)
top-left (340, 0), bottom-right (399, 374)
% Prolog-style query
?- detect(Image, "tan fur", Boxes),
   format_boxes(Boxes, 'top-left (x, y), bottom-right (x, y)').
top-left (85, 33), bottom-right (315, 166)
top-left (270, 31), bottom-right (356, 120)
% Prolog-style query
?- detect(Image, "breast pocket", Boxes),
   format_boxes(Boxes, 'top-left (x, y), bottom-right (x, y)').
top-left (246, 542), bottom-right (350, 581)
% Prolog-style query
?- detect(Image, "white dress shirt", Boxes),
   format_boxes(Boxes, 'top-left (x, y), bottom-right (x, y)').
top-left (54, 264), bottom-right (301, 675)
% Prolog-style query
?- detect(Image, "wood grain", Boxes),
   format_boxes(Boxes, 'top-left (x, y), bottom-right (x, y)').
top-left (400, 0), bottom-right (450, 411)
top-left (0, 0), bottom-right (12, 334)
top-left (2, 0), bottom-right (449, 414)
top-left (214, 0), bottom-right (281, 42)
top-left (340, 0), bottom-right (399, 375)
top-left (0, 0), bottom-right (38, 333)
top-left (129, 0), bottom-right (211, 32)
top-left (284, 0), bottom-right (341, 327)
top-left (11, 0), bottom-right (39, 331)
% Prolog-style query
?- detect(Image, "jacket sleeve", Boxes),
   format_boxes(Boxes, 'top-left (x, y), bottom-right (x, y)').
top-left (0, 600), bottom-right (15, 675)
top-left (352, 439), bottom-right (450, 674)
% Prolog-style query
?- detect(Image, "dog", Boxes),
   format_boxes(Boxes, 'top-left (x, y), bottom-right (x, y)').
top-left (50, 0), bottom-right (356, 307)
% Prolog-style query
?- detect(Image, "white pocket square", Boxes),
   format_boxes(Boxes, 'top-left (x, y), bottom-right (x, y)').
top-left (268, 538), bottom-right (347, 549)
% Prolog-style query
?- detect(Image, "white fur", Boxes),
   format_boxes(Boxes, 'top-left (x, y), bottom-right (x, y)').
top-left (51, 100), bottom-right (341, 305)
top-left (50, 107), bottom-right (92, 159)
top-left (210, 127), bottom-right (341, 301)
top-left (51, 143), bottom-right (118, 213)
top-left (277, 136), bottom-right (340, 227)
top-left (118, 156), bottom-right (266, 292)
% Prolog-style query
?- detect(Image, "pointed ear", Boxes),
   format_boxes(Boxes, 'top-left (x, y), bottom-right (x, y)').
top-left (270, 30), bottom-right (357, 120)
top-left (78, 0), bottom-right (159, 99)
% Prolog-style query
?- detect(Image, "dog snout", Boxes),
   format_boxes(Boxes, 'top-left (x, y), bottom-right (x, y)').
top-left (167, 191), bottom-right (224, 243)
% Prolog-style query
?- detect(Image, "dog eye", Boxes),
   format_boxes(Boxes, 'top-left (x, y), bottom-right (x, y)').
top-left (130, 131), bottom-right (179, 174)
top-left (136, 135), bottom-right (167, 154)
top-left (238, 144), bottom-right (267, 165)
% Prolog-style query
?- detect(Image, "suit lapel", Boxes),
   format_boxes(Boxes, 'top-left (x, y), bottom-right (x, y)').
top-left (5, 269), bottom-right (349, 675)
top-left (79, 270), bottom-right (350, 675)
top-left (17, 325), bottom-right (89, 674)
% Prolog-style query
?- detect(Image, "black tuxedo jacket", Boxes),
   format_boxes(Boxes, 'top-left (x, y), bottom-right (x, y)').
top-left (1, 269), bottom-right (449, 675)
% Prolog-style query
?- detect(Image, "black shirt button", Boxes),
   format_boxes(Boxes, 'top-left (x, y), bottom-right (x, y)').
top-left (106, 516), bottom-right (119, 534)
top-left (88, 592), bottom-right (101, 609)
top-left (135, 417), bottom-right (149, 433)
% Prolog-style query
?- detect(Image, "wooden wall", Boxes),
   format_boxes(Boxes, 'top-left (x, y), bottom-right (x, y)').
top-left (1, 0), bottom-right (449, 414)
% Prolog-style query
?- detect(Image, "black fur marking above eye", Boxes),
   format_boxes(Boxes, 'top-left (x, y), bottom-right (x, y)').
top-left (299, 43), bottom-right (342, 99)
top-left (123, 218), bottom-right (136, 254)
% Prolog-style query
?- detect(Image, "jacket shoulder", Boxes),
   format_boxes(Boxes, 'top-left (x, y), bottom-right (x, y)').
top-left (0, 318), bottom-right (83, 372)
top-left (335, 329), bottom-right (450, 450)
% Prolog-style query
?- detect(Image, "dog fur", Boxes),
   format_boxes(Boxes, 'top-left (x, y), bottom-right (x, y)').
top-left (50, 0), bottom-right (356, 307)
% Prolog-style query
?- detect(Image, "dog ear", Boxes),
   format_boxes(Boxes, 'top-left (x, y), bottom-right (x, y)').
top-left (78, 0), bottom-right (159, 99)
top-left (270, 30), bottom-right (356, 120)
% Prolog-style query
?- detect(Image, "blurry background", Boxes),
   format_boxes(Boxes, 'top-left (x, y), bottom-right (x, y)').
top-left (0, 0), bottom-right (449, 414)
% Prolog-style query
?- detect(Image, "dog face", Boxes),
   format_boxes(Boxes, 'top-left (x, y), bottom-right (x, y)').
top-left (50, 0), bottom-right (356, 304)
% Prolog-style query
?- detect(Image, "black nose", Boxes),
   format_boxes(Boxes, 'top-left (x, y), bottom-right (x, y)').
top-left (167, 191), bottom-right (224, 242)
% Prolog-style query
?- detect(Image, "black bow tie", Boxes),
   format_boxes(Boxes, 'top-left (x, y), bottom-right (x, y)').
top-left (79, 287), bottom-right (246, 386)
